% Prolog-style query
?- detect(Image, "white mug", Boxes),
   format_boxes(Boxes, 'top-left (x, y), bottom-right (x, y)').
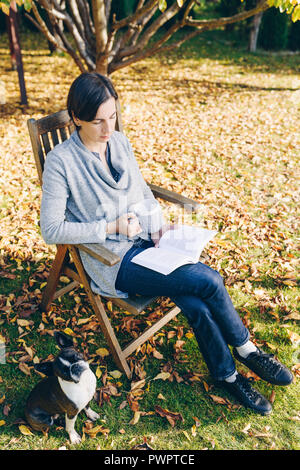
top-left (129, 198), bottom-right (163, 234)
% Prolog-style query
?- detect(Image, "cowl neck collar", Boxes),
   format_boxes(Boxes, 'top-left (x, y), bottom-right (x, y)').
top-left (70, 130), bottom-right (128, 189)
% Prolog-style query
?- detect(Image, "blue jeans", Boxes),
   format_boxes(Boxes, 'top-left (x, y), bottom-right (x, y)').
top-left (115, 240), bottom-right (250, 381)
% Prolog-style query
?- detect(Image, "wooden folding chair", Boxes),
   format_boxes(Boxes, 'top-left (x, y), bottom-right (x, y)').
top-left (27, 98), bottom-right (200, 379)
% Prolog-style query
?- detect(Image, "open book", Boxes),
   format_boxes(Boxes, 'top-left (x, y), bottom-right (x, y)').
top-left (131, 225), bottom-right (218, 275)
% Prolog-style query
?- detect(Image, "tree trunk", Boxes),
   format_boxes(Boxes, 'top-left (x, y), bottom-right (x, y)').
top-left (95, 56), bottom-right (108, 74)
top-left (248, 11), bottom-right (263, 52)
top-left (6, 1), bottom-right (28, 105)
top-left (92, 0), bottom-right (108, 74)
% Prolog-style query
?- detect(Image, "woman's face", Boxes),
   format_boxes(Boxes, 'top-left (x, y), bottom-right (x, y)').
top-left (74, 96), bottom-right (117, 146)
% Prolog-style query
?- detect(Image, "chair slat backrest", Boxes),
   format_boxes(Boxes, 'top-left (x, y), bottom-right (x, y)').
top-left (28, 99), bottom-right (123, 186)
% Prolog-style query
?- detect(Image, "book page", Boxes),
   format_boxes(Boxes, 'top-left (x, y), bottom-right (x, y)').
top-left (131, 247), bottom-right (193, 275)
top-left (131, 225), bottom-right (218, 275)
top-left (159, 225), bottom-right (218, 261)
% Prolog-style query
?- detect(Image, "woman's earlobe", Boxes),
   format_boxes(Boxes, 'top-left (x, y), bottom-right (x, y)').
top-left (71, 112), bottom-right (79, 126)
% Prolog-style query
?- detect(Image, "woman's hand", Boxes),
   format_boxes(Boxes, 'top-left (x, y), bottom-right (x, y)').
top-left (151, 223), bottom-right (178, 248)
top-left (106, 213), bottom-right (143, 238)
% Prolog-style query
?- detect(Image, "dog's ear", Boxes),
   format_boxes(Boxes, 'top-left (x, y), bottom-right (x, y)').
top-left (54, 330), bottom-right (74, 349)
top-left (34, 362), bottom-right (54, 376)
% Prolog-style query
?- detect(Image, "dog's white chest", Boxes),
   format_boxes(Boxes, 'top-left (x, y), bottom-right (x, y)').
top-left (58, 368), bottom-right (96, 412)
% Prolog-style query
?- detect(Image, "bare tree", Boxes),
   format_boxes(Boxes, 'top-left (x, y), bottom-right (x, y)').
top-left (23, 0), bottom-right (270, 75)
top-left (248, 11), bottom-right (263, 52)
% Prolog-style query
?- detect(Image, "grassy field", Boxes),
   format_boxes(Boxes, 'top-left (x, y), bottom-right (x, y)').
top-left (0, 28), bottom-right (299, 450)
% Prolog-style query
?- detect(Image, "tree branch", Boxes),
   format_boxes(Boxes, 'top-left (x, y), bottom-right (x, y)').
top-left (112, 0), bottom-right (158, 31)
top-left (116, 1), bottom-right (182, 61)
top-left (66, 0), bottom-right (85, 39)
top-left (105, 0), bottom-right (112, 23)
top-left (37, 0), bottom-right (95, 69)
top-left (76, 0), bottom-right (96, 48)
top-left (109, 21), bottom-right (181, 73)
top-left (56, 27), bottom-right (88, 71)
top-left (156, 28), bottom-right (201, 55)
top-left (25, 3), bottom-right (59, 47)
top-left (184, 0), bottom-right (269, 30)
top-left (80, 0), bottom-right (95, 34)
top-left (111, 4), bottom-right (157, 61)
top-left (67, 0), bottom-right (95, 55)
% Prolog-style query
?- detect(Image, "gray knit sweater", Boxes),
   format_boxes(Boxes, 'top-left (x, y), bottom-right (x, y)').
top-left (40, 129), bottom-right (164, 298)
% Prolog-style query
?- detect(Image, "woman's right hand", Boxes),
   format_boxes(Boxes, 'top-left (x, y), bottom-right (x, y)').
top-left (106, 212), bottom-right (143, 238)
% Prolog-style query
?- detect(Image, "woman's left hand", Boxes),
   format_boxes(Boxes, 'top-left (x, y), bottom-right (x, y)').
top-left (151, 223), bottom-right (178, 248)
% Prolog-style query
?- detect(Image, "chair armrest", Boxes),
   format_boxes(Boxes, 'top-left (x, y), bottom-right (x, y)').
top-left (148, 183), bottom-right (201, 212)
top-left (37, 221), bottom-right (120, 266)
top-left (75, 244), bottom-right (120, 267)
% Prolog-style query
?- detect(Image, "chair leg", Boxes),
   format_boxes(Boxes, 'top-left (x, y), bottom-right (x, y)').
top-left (93, 294), bottom-right (132, 379)
top-left (68, 245), bottom-right (132, 379)
top-left (40, 244), bottom-right (69, 313)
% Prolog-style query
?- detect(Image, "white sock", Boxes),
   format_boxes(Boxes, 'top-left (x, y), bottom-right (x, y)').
top-left (225, 371), bottom-right (238, 383)
top-left (236, 340), bottom-right (258, 359)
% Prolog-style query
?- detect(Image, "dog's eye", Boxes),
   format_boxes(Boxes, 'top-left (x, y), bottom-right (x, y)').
top-left (75, 352), bottom-right (84, 361)
top-left (68, 353), bottom-right (84, 364)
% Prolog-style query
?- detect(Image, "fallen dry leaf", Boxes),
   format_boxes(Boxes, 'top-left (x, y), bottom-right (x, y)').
top-left (96, 348), bottom-right (110, 358)
top-left (19, 424), bottom-right (33, 436)
top-left (18, 363), bottom-right (31, 376)
top-left (83, 424), bottom-right (110, 438)
top-left (131, 379), bottom-right (146, 392)
top-left (152, 349), bottom-right (164, 359)
top-left (129, 411), bottom-right (141, 425)
top-left (109, 370), bottom-right (122, 379)
top-left (209, 394), bottom-right (232, 406)
top-left (154, 405), bottom-right (184, 427)
top-left (131, 437), bottom-right (154, 450)
top-left (269, 390), bottom-right (276, 404)
top-left (153, 372), bottom-right (171, 381)
top-left (157, 393), bottom-right (165, 400)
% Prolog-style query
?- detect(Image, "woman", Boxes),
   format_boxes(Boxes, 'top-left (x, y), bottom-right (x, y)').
top-left (41, 72), bottom-right (293, 416)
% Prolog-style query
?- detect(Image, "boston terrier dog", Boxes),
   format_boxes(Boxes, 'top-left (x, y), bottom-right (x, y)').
top-left (25, 331), bottom-right (99, 444)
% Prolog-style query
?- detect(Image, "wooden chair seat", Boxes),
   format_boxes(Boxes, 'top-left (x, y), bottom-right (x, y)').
top-left (107, 294), bottom-right (158, 315)
top-left (27, 91), bottom-right (200, 379)
top-left (56, 260), bottom-right (157, 315)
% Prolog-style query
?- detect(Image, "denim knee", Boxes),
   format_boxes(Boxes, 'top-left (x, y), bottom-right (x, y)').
top-left (189, 305), bottom-right (210, 331)
top-left (172, 294), bottom-right (212, 331)
top-left (200, 268), bottom-right (224, 298)
top-left (175, 300), bottom-right (208, 331)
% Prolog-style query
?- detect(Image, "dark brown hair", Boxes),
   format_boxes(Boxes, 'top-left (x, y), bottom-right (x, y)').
top-left (67, 73), bottom-right (118, 129)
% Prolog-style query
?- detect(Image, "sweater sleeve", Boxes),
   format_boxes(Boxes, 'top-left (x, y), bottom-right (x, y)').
top-left (40, 152), bottom-right (107, 245)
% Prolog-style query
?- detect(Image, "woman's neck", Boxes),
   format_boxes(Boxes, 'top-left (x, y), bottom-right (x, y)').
top-left (78, 130), bottom-right (107, 157)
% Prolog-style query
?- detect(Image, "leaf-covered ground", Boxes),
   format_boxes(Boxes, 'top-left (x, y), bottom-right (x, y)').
top-left (0, 30), bottom-right (299, 450)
